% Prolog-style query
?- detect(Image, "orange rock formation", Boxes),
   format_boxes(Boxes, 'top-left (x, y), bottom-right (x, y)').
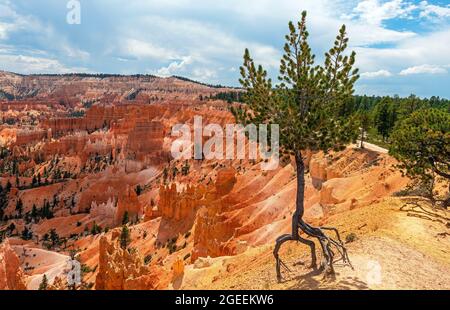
top-left (95, 234), bottom-right (167, 290)
top-left (0, 239), bottom-right (27, 290)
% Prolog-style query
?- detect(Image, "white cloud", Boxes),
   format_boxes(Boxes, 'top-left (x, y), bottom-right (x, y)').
top-left (91, 0), bottom-right (450, 87)
top-left (62, 45), bottom-right (90, 61)
top-left (354, 28), bottom-right (450, 76)
top-left (399, 64), bottom-right (448, 75)
top-left (361, 69), bottom-right (393, 78)
top-left (1, 0), bottom-right (450, 94)
top-left (113, 14), bottom-right (280, 84)
top-left (122, 38), bottom-right (177, 60)
top-left (0, 23), bottom-right (12, 40)
top-left (191, 68), bottom-right (218, 81)
top-left (0, 54), bottom-right (88, 74)
top-left (0, 0), bottom-right (90, 63)
top-left (350, 0), bottom-right (417, 26)
top-left (156, 56), bottom-right (193, 76)
top-left (419, 1), bottom-right (450, 19)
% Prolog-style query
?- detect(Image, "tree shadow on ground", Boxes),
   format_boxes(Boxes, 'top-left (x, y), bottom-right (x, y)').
top-left (400, 200), bottom-right (450, 226)
top-left (284, 267), bottom-right (369, 290)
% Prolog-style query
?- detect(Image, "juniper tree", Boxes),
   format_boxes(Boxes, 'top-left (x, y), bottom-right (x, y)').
top-left (236, 11), bottom-right (359, 280)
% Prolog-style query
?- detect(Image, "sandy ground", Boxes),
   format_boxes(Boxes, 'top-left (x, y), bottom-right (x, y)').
top-left (13, 245), bottom-right (70, 290)
top-left (179, 197), bottom-right (450, 290)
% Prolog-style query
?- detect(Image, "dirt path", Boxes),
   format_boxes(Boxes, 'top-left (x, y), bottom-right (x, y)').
top-left (354, 141), bottom-right (388, 154)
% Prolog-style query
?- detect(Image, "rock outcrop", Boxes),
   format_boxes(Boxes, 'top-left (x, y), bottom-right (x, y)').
top-left (191, 168), bottom-right (238, 261)
top-left (158, 183), bottom-right (206, 221)
top-left (115, 186), bottom-right (143, 226)
top-left (0, 240), bottom-right (27, 290)
top-left (95, 234), bottom-right (168, 290)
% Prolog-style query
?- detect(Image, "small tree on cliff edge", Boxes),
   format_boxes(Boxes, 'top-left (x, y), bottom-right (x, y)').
top-left (390, 109), bottom-right (450, 207)
top-left (120, 225), bottom-right (131, 249)
top-left (235, 11), bottom-right (359, 280)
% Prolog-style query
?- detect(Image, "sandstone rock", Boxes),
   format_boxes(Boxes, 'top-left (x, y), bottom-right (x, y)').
top-left (114, 185), bottom-right (143, 226)
top-left (215, 167), bottom-right (237, 195)
top-left (193, 256), bottom-right (213, 269)
top-left (90, 198), bottom-right (116, 228)
top-left (320, 183), bottom-right (343, 205)
top-left (95, 235), bottom-right (167, 290)
top-left (47, 276), bottom-right (67, 291)
top-left (158, 183), bottom-right (202, 221)
top-left (172, 256), bottom-right (185, 280)
top-left (0, 239), bottom-right (27, 290)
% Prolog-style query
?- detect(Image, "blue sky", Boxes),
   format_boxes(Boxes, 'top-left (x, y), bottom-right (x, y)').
top-left (0, 0), bottom-right (449, 98)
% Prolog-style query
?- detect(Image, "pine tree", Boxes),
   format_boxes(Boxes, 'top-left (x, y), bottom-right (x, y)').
top-left (235, 11), bottom-right (358, 280)
top-left (38, 274), bottom-right (48, 290)
top-left (373, 98), bottom-right (397, 141)
top-left (90, 222), bottom-right (102, 235)
top-left (390, 109), bottom-right (450, 207)
top-left (162, 167), bottom-right (168, 184)
top-left (5, 180), bottom-right (11, 192)
top-left (15, 198), bottom-right (23, 217)
top-left (182, 160), bottom-right (190, 176)
top-left (31, 204), bottom-right (38, 222)
top-left (70, 195), bottom-right (76, 213)
top-left (21, 226), bottom-right (33, 240)
top-left (49, 229), bottom-right (59, 247)
top-left (122, 211), bottom-right (129, 225)
top-left (358, 110), bottom-right (371, 148)
top-left (7, 223), bottom-right (15, 235)
top-left (172, 166), bottom-right (178, 178)
top-left (135, 185), bottom-right (142, 196)
top-left (120, 225), bottom-right (131, 249)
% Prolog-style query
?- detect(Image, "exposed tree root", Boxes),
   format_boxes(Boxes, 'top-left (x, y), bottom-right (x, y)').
top-left (273, 212), bottom-right (352, 282)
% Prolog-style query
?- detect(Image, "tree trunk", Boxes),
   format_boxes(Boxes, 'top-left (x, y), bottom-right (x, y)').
top-left (360, 128), bottom-right (365, 149)
top-left (295, 153), bottom-right (306, 219)
top-left (273, 151), bottom-right (352, 281)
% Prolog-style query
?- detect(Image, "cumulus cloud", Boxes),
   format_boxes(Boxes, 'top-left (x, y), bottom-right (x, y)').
top-left (399, 64), bottom-right (448, 75)
top-left (349, 0), bottom-right (417, 26)
top-left (122, 39), bottom-right (177, 61)
top-left (156, 56), bottom-right (193, 77)
top-left (0, 54), bottom-right (88, 74)
top-left (0, 0), bottom-right (90, 70)
top-left (0, 0), bottom-right (449, 95)
top-left (361, 70), bottom-right (393, 78)
top-left (113, 14), bottom-right (280, 83)
top-left (419, 1), bottom-right (450, 19)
